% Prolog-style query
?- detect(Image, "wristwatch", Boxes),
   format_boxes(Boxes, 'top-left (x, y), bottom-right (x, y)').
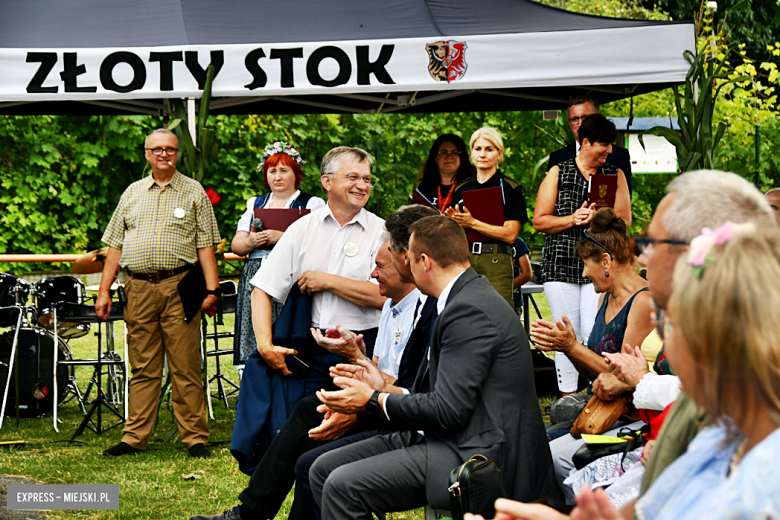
top-left (206, 287), bottom-right (223, 297)
top-left (366, 390), bottom-right (382, 415)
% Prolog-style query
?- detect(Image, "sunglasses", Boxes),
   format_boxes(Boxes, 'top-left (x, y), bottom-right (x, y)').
top-left (583, 229), bottom-right (612, 258)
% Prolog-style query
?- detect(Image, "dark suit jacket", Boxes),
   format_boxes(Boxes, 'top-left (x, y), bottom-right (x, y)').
top-left (384, 268), bottom-right (560, 508)
top-left (549, 143), bottom-right (633, 194)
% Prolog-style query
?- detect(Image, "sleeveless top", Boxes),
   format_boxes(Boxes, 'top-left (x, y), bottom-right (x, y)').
top-left (587, 287), bottom-right (649, 357)
top-left (541, 159), bottom-right (618, 284)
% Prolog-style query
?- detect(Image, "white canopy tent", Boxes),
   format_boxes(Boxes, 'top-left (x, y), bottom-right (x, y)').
top-left (0, 0), bottom-right (695, 115)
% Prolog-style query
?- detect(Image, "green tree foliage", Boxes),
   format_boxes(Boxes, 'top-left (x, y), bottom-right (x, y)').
top-left (648, 0), bottom-right (780, 63)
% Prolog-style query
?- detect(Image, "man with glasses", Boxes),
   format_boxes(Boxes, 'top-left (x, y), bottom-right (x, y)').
top-left (236, 146), bottom-right (386, 470)
top-left (96, 128), bottom-right (221, 458)
top-left (603, 170), bottom-right (775, 517)
top-left (548, 96), bottom-right (633, 194)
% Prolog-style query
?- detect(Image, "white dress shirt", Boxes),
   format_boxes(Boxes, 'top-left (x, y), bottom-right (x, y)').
top-left (633, 373), bottom-right (682, 411)
top-left (373, 288), bottom-right (421, 378)
top-left (250, 203), bottom-right (385, 330)
top-left (384, 269), bottom-right (466, 421)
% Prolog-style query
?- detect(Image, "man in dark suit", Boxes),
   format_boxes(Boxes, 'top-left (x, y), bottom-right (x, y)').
top-left (311, 215), bottom-right (559, 519)
top-left (549, 96), bottom-right (633, 194)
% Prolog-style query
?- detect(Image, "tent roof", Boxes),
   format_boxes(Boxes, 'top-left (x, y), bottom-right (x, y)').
top-left (0, 0), bottom-right (694, 115)
top-left (0, 0), bottom-right (687, 48)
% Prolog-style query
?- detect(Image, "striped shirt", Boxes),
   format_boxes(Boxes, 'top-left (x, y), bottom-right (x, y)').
top-left (102, 171), bottom-right (221, 273)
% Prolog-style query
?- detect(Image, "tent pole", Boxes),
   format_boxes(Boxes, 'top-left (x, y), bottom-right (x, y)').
top-left (187, 98), bottom-right (197, 146)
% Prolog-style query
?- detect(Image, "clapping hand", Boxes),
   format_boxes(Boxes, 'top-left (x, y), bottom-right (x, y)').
top-left (573, 202), bottom-right (597, 227)
top-left (308, 409), bottom-right (358, 441)
top-left (603, 344), bottom-right (650, 387)
top-left (316, 368), bottom-right (374, 415)
top-left (464, 498), bottom-right (570, 520)
top-left (444, 204), bottom-right (477, 228)
top-left (592, 373), bottom-right (633, 402)
top-left (329, 359), bottom-right (387, 393)
top-left (530, 315), bottom-right (577, 354)
top-left (311, 325), bottom-right (366, 362)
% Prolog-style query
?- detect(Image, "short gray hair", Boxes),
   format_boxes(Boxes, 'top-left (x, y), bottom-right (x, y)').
top-left (144, 128), bottom-right (177, 148)
top-left (320, 146), bottom-right (374, 177)
top-left (664, 170), bottom-right (775, 241)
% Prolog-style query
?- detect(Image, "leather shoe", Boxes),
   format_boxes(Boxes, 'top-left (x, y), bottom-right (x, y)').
top-left (103, 442), bottom-right (143, 456)
top-left (188, 443), bottom-right (211, 459)
top-left (190, 505), bottom-right (242, 520)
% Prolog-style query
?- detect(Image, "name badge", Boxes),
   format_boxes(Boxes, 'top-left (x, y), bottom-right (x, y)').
top-left (343, 243), bottom-right (359, 257)
top-left (394, 327), bottom-right (403, 342)
top-left (174, 208), bottom-right (186, 219)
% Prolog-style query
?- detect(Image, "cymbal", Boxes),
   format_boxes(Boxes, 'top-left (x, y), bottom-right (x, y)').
top-left (71, 247), bottom-right (109, 274)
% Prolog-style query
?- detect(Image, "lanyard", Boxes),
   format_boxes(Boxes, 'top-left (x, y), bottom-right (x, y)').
top-left (437, 182), bottom-right (457, 212)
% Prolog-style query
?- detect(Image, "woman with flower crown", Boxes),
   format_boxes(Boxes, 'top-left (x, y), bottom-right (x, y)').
top-left (231, 141), bottom-right (325, 365)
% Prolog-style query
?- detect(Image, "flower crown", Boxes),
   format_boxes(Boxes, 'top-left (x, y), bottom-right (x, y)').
top-left (257, 141), bottom-right (304, 173)
top-left (687, 222), bottom-right (755, 277)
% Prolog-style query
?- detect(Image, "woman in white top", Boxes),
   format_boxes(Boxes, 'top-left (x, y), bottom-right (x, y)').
top-left (232, 141), bottom-right (325, 364)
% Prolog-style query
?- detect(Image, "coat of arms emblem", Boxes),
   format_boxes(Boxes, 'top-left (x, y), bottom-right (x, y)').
top-left (425, 41), bottom-right (468, 82)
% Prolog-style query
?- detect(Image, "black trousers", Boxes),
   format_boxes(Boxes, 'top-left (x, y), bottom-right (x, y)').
top-left (238, 395), bottom-right (330, 520)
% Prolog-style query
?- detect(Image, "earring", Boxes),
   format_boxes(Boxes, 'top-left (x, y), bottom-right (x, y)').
top-left (605, 272), bottom-right (610, 278)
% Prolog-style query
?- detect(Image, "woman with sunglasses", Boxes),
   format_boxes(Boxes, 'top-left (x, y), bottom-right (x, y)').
top-left (531, 208), bottom-right (654, 505)
top-left (415, 134), bottom-right (473, 212)
top-left (534, 114), bottom-right (632, 395)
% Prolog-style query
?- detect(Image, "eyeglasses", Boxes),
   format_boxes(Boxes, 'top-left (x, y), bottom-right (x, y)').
top-left (146, 147), bottom-right (178, 156)
top-left (437, 150), bottom-right (461, 157)
top-left (568, 116), bottom-right (587, 124)
top-left (336, 173), bottom-right (377, 187)
top-left (634, 236), bottom-right (689, 255)
top-left (583, 229), bottom-right (612, 258)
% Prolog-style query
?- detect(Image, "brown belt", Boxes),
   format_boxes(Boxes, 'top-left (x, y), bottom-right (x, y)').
top-left (128, 265), bottom-right (191, 283)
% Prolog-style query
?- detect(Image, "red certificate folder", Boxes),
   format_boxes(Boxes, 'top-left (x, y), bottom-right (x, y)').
top-left (253, 208), bottom-right (311, 250)
top-left (253, 208), bottom-right (311, 231)
top-left (411, 189), bottom-right (441, 213)
top-left (461, 186), bottom-right (505, 244)
top-left (588, 174), bottom-right (617, 210)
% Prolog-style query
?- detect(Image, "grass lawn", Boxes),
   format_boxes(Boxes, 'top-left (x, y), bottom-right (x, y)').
top-left (0, 287), bottom-right (555, 519)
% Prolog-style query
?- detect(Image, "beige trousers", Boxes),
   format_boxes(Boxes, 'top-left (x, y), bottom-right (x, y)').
top-left (122, 271), bottom-right (208, 449)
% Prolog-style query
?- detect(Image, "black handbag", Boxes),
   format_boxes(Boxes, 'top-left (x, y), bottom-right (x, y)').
top-left (448, 455), bottom-right (506, 520)
top-left (571, 426), bottom-right (648, 470)
top-left (550, 394), bottom-right (589, 425)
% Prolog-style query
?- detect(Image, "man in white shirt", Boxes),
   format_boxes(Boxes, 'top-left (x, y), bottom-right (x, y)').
top-left (250, 146), bottom-right (387, 375)
top-left (229, 147), bottom-right (388, 481)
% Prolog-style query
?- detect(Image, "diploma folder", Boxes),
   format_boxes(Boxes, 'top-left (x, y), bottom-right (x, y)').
top-left (411, 189), bottom-right (441, 213)
top-left (253, 208), bottom-right (312, 231)
top-left (587, 174), bottom-right (618, 210)
top-left (177, 263), bottom-right (207, 323)
top-left (461, 186), bottom-right (505, 244)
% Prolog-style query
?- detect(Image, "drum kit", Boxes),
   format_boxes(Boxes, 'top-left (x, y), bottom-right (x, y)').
top-left (0, 248), bottom-right (127, 439)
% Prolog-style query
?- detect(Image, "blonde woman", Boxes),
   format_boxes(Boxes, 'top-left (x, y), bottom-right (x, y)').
top-left (467, 223), bottom-right (780, 520)
top-left (445, 127), bottom-right (527, 305)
